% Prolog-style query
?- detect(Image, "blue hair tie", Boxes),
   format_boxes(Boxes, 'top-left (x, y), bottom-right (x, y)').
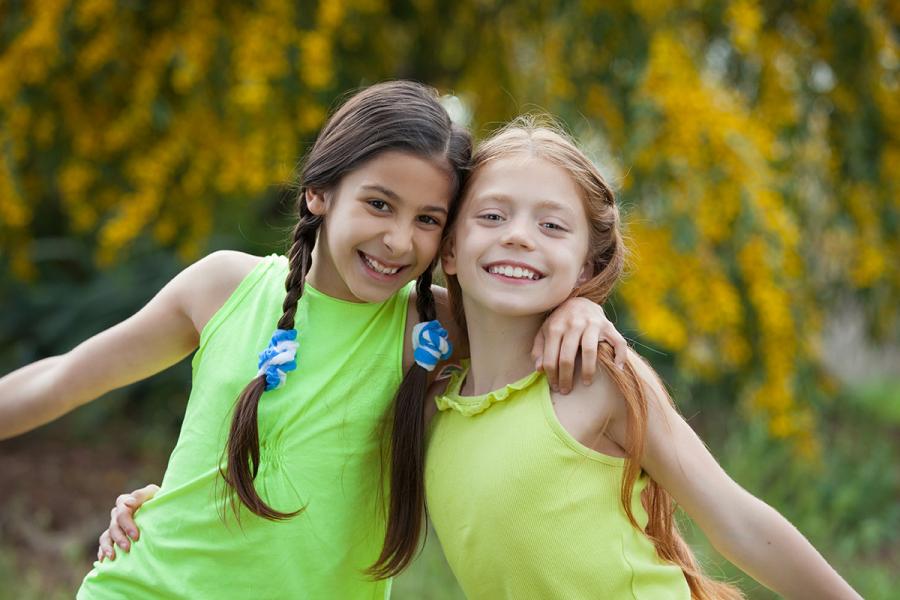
top-left (412, 320), bottom-right (452, 372)
top-left (256, 329), bottom-right (299, 391)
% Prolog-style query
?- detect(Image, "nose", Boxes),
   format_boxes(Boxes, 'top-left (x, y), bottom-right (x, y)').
top-left (500, 218), bottom-right (535, 251)
top-left (383, 221), bottom-right (414, 257)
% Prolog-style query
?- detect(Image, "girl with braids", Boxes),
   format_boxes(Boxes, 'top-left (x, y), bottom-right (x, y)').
top-left (0, 83), bottom-right (626, 599)
top-left (414, 119), bottom-right (860, 599)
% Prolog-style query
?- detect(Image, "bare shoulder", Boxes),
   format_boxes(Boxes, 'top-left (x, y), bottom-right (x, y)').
top-left (565, 359), bottom-right (623, 410)
top-left (554, 363), bottom-right (629, 456)
top-left (175, 251), bottom-right (266, 334)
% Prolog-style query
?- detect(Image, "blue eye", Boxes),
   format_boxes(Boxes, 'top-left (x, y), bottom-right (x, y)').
top-left (541, 222), bottom-right (567, 232)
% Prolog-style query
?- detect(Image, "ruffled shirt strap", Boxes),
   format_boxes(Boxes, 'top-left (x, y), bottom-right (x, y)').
top-left (435, 360), bottom-right (544, 417)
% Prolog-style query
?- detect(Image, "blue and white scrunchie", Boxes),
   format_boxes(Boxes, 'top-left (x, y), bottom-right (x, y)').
top-left (412, 320), bottom-right (453, 372)
top-left (257, 329), bottom-right (299, 391)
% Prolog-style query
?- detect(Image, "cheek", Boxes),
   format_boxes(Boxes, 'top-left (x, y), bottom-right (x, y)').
top-left (415, 229), bottom-right (443, 263)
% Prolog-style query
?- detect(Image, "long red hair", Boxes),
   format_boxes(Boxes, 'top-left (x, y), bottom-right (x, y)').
top-left (443, 116), bottom-right (743, 599)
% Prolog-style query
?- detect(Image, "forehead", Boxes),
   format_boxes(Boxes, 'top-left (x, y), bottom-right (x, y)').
top-left (340, 150), bottom-right (454, 208)
top-left (465, 154), bottom-right (584, 214)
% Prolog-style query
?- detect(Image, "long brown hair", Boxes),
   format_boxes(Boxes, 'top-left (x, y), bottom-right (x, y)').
top-left (221, 80), bottom-right (472, 522)
top-left (408, 117), bottom-right (741, 599)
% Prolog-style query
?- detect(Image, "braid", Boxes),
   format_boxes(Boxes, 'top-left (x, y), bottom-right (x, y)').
top-left (277, 201), bottom-right (322, 330)
top-left (367, 266), bottom-right (437, 579)
top-left (415, 266), bottom-right (437, 322)
top-left (222, 191), bottom-right (322, 522)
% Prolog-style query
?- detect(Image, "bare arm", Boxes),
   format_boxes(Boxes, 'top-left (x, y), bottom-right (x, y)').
top-left (607, 351), bottom-right (861, 600)
top-left (0, 251), bottom-right (261, 439)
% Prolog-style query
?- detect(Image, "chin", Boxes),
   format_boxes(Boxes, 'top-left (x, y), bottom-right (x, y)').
top-left (481, 300), bottom-right (552, 318)
top-left (484, 289), bottom-right (569, 316)
top-left (356, 276), bottom-right (418, 303)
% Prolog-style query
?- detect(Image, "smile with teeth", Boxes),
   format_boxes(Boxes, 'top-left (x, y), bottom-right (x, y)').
top-left (486, 264), bottom-right (543, 280)
top-left (360, 252), bottom-right (404, 275)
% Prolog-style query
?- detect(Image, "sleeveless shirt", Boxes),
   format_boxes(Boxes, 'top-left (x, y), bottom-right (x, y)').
top-left (424, 362), bottom-right (691, 599)
top-left (78, 254), bottom-right (411, 599)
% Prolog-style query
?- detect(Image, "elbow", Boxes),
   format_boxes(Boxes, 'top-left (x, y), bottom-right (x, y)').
top-left (706, 493), bottom-right (777, 564)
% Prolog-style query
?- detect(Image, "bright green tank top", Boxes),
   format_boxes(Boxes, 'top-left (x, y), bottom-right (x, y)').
top-left (78, 254), bottom-right (411, 599)
top-left (425, 362), bottom-right (691, 599)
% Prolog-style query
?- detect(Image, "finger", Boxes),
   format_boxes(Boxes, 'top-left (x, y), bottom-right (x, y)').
top-left (605, 327), bottom-right (628, 369)
top-left (99, 530), bottom-right (114, 557)
top-left (580, 325), bottom-right (601, 385)
top-left (541, 323), bottom-right (566, 390)
top-left (530, 331), bottom-right (545, 371)
top-left (99, 531), bottom-right (116, 561)
top-left (116, 506), bottom-right (141, 541)
top-left (131, 483), bottom-right (160, 504)
top-left (556, 329), bottom-right (582, 394)
top-left (109, 512), bottom-right (131, 551)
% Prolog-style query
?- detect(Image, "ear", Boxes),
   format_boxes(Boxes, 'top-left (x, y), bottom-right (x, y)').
top-left (305, 188), bottom-right (328, 216)
top-left (440, 237), bottom-right (458, 275)
top-left (576, 259), bottom-right (594, 286)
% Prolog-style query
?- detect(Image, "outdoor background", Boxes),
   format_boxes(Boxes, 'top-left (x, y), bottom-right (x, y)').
top-left (1, 1), bottom-right (898, 598)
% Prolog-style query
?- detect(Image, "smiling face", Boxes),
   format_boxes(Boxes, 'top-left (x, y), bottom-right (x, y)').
top-left (306, 150), bottom-right (454, 303)
top-left (443, 153), bottom-right (591, 318)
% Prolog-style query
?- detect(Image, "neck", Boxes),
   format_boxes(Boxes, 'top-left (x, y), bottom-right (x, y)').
top-left (461, 299), bottom-right (544, 396)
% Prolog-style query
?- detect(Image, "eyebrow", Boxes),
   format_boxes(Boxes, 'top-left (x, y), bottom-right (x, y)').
top-left (476, 193), bottom-right (575, 216)
top-left (362, 184), bottom-right (448, 215)
top-left (535, 199), bottom-right (576, 216)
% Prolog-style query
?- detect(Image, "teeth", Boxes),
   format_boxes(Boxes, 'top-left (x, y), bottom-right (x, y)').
top-left (363, 254), bottom-right (401, 275)
top-left (487, 265), bottom-right (540, 280)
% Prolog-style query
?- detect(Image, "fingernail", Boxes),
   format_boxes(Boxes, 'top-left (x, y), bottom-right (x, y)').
top-left (128, 529), bottom-right (138, 538)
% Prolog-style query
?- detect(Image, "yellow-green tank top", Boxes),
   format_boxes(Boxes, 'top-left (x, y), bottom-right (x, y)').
top-left (425, 362), bottom-right (691, 599)
top-left (78, 254), bottom-right (411, 599)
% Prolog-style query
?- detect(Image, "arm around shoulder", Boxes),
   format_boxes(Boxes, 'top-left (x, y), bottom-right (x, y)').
top-left (0, 250), bottom-right (262, 440)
